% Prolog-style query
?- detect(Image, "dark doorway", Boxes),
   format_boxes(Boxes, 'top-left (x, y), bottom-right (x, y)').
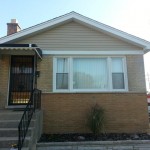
top-left (9, 56), bottom-right (34, 105)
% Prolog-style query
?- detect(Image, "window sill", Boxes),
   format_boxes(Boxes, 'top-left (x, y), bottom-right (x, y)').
top-left (45, 90), bottom-right (129, 94)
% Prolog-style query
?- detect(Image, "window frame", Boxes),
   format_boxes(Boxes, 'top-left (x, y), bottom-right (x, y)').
top-left (53, 56), bottom-right (128, 92)
top-left (110, 56), bottom-right (128, 92)
top-left (56, 58), bottom-right (69, 90)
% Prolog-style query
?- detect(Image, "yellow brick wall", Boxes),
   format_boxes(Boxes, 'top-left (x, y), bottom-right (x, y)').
top-left (37, 55), bottom-right (53, 92)
top-left (42, 93), bottom-right (149, 133)
top-left (127, 55), bottom-right (146, 92)
top-left (0, 55), bottom-right (10, 109)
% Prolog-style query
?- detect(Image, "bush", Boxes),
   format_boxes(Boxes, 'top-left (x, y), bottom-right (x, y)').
top-left (87, 104), bottom-right (105, 135)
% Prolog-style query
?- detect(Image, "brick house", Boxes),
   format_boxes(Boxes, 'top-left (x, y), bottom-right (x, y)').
top-left (0, 12), bottom-right (149, 135)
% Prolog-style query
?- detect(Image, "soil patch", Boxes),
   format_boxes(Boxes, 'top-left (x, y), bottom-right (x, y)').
top-left (38, 133), bottom-right (150, 142)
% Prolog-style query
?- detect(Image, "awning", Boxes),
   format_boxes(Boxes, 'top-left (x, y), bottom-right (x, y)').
top-left (0, 44), bottom-right (42, 59)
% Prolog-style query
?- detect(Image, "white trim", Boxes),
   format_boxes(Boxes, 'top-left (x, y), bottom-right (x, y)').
top-left (69, 57), bottom-right (73, 91)
top-left (53, 56), bottom-right (128, 92)
top-left (123, 57), bottom-right (129, 91)
top-left (108, 57), bottom-right (112, 90)
top-left (0, 12), bottom-right (150, 52)
top-left (53, 58), bottom-right (57, 91)
top-left (42, 50), bottom-right (144, 55)
top-left (110, 57), bottom-right (128, 92)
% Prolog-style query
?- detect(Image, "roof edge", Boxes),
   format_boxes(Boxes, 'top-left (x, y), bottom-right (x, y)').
top-left (0, 11), bottom-right (150, 50)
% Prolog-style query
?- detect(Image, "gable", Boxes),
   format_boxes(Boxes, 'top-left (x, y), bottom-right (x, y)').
top-left (15, 21), bottom-right (141, 51)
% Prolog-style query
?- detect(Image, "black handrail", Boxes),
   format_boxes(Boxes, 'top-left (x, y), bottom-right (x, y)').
top-left (18, 88), bottom-right (41, 150)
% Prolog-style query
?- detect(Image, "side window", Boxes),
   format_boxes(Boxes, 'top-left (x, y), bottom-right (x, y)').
top-left (56, 58), bottom-right (69, 89)
top-left (111, 58), bottom-right (125, 89)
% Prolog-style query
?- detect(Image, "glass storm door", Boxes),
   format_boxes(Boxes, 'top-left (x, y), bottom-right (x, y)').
top-left (9, 56), bottom-right (34, 105)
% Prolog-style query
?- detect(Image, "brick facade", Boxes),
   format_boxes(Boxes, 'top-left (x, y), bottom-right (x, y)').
top-left (0, 54), bottom-right (148, 133)
top-left (0, 55), bottom-right (10, 109)
top-left (37, 55), bottom-right (53, 92)
top-left (127, 55), bottom-right (146, 92)
top-left (42, 93), bottom-right (149, 133)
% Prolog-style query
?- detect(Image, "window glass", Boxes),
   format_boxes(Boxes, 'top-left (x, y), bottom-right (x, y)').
top-left (112, 58), bottom-right (125, 89)
top-left (57, 58), bottom-right (68, 73)
top-left (112, 73), bottom-right (124, 89)
top-left (55, 57), bottom-right (126, 91)
top-left (73, 58), bottom-right (108, 89)
top-left (56, 58), bottom-right (68, 89)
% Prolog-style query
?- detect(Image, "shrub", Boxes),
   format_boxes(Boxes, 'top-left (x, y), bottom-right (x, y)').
top-left (87, 104), bottom-right (105, 135)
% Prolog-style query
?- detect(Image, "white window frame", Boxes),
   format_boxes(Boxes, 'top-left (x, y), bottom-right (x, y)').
top-left (53, 56), bottom-right (128, 92)
top-left (110, 56), bottom-right (128, 92)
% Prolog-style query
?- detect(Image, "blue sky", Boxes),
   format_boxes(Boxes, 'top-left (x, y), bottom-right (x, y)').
top-left (1, 0), bottom-right (150, 39)
top-left (1, 0), bottom-right (150, 89)
top-left (0, 0), bottom-right (150, 40)
top-left (0, 0), bottom-right (141, 37)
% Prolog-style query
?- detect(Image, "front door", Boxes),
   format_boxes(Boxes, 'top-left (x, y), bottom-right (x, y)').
top-left (9, 56), bottom-right (34, 105)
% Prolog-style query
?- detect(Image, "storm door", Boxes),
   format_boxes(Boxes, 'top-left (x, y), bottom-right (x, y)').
top-left (9, 56), bottom-right (34, 105)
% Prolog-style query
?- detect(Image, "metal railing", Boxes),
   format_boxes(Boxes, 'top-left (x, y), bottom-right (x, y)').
top-left (18, 88), bottom-right (41, 150)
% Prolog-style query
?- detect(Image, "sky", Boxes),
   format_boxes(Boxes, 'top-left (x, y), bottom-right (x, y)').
top-left (1, 0), bottom-right (150, 90)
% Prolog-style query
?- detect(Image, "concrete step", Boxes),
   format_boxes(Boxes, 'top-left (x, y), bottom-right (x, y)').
top-left (0, 120), bottom-right (19, 128)
top-left (0, 110), bottom-right (41, 149)
top-left (0, 120), bottom-right (35, 128)
top-left (0, 137), bottom-right (30, 148)
top-left (0, 111), bottom-right (23, 120)
top-left (0, 111), bottom-right (36, 120)
top-left (0, 128), bottom-right (33, 137)
top-left (0, 148), bottom-right (29, 150)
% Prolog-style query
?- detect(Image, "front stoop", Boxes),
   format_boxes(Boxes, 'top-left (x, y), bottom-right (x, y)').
top-left (37, 141), bottom-right (150, 150)
top-left (0, 110), bottom-right (30, 149)
top-left (0, 110), bottom-right (43, 150)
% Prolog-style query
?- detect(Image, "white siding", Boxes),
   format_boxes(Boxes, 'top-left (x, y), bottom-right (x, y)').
top-left (16, 21), bottom-right (141, 51)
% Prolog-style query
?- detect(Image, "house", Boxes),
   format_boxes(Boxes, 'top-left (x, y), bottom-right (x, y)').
top-left (147, 94), bottom-right (150, 111)
top-left (0, 12), bottom-right (149, 135)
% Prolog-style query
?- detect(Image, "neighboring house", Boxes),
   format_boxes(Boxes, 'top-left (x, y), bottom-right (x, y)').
top-left (0, 12), bottom-right (149, 134)
top-left (147, 94), bottom-right (150, 111)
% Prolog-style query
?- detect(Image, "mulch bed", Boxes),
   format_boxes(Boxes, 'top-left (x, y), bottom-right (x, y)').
top-left (38, 133), bottom-right (150, 142)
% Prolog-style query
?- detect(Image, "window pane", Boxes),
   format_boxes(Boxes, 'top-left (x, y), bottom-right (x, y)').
top-left (56, 58), bottom-right (68, 89)
top-left (112, 58), bottom-right (123, 72)
top-left (112, 73), bottom-right (125, 89)
top-left (56, 73), bottom-right (68, 89)
top-left (73, 58), bottom-right (108, 89)
top-left (57, 58), bottom-right (68, 73)
top-left (112, 58), bottom-right (125, 89)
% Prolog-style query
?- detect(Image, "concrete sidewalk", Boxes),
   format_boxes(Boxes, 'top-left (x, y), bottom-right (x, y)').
top-left (37, 140), bottom-right (150, 150)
